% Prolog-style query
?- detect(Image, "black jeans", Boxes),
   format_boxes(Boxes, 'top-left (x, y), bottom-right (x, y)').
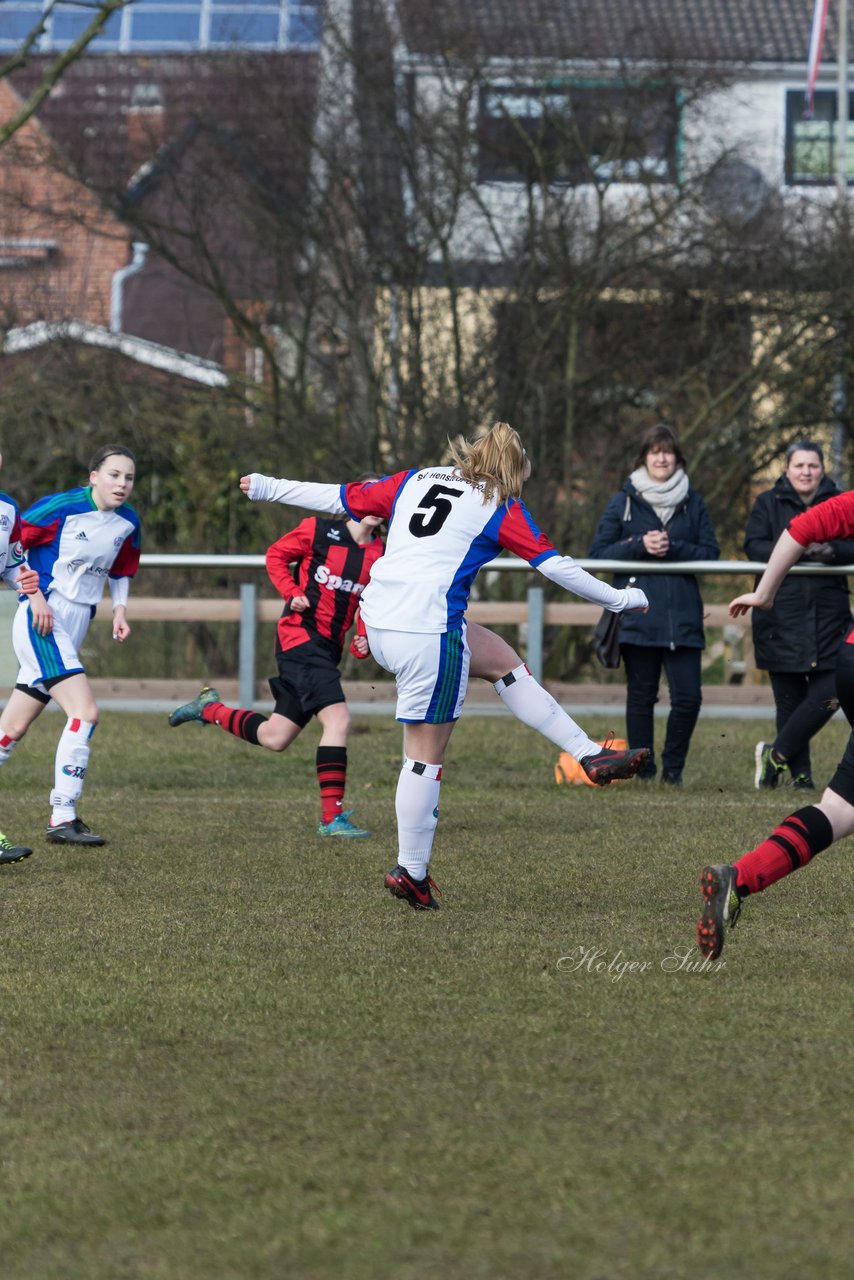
top-left (827, 643), bottom-right (854, 802)
top-left (768, 668), bottom-right (839, 779)
top-left (621, 644), bottom-right (703, 781)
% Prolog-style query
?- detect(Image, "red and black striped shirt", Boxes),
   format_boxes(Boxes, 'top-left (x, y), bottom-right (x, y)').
top-left (266, 517), bottom-right (383, 658)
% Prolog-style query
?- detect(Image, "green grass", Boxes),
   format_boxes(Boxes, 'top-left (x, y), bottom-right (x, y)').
top-left (2, 711), bottom-right (852, 1279)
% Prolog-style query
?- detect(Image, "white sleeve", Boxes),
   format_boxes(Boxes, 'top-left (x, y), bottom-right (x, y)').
top-left (109, 576), bottom-right (130, 610)
top-left (245, 473), bottom-right (345, 514)
top-left (537, 555), bottom-right (647, 612)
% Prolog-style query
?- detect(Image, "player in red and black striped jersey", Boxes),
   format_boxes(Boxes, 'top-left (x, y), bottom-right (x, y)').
top-left (267, 515), bottom-right (384, 659)
top-left (699, 487), bottom-right (854, 959)
top-left (169, 512), bottom-right (384, 838)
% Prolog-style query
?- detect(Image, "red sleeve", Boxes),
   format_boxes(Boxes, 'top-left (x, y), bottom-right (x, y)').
top-left (341, 472), bottom-right (410, 521)
top-left (348, 608), bottom-right (370, 659)
top-left (496, 499), bottom-right (558, 564)
top-left (266, 519), bottom-right (314, 598)
top-left (788, 491), bottom-right (854, 546)
top-left (111, 537), bottom-right (141, 578)
top-left (21, 517), bottom-right (59, 548)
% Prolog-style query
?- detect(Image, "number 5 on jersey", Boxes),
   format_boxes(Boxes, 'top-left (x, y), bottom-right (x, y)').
top-left (408, 485), bottom-right (463, 538)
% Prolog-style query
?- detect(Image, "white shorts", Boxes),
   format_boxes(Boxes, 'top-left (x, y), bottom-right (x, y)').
top-left (13, 593), bottom-right (91, 697)
top-left (365, 623), bottom-right (470, 723)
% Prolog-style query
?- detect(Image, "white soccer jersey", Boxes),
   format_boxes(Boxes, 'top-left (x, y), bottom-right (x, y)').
top-left (246, 468), bottom-right (641, 634)
top-left (22, 486), bottom-right (141, 608)
top-left (0, 490), bottom-right (26, 591)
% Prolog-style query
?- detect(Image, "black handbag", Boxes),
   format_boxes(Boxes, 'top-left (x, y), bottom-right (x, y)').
top-left (592, 608), bottom-right (622, 668)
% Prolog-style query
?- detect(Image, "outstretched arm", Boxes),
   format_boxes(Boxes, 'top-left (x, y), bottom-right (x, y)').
top-left (538, 556), bottom-right (648, 612)
top-left (729, 531), bottom-right (804, 617)
top-left (240, 473), bottom-right (345, 515)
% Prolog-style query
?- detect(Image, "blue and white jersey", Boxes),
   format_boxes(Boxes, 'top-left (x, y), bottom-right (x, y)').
top-left (0, 489), bottom-right (26, 591)
top-left (22, 486), bottom-right (141, 608)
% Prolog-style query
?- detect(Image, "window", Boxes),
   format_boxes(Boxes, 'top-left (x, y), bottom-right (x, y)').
top-left (786, 89), bottom-right (854, 184)
top-left (0, 1), bottom-right (323, 52)
top-left (478, 81), bottom-right (680, 185)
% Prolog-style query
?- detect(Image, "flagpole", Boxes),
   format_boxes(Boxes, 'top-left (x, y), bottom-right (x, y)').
top-left (837, 0), bottom-right (849, 197)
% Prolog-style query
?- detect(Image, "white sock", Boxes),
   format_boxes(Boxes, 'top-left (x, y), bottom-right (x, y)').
top-left (395, 757), bottom-right (442, 881)
top-left (0, 732), bottom-right (19, 768)
top-left (50, 718), bottom-right (96, 825)
top-left (494, 664), bottom-right (599, 760)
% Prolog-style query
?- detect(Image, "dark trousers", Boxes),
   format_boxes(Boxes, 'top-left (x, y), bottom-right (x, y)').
top-left (827, 643), bottom-right (854, 803)
top-left (621, 644), bottom-right (703, 780)
top-left (768, 668), bottom-right (839, 779)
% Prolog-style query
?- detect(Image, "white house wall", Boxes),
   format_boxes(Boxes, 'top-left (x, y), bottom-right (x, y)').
top-left (404, 66), bottom-right (838, 266)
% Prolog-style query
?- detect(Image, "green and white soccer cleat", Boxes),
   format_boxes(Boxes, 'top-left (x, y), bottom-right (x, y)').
top-left (168, 686), bottom-right (221, 727)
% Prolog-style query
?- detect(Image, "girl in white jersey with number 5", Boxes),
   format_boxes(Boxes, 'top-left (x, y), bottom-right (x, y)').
top-left (0, 445), bottom-right (141, 848)
top-left (242, 423), bottom-right (649, 909)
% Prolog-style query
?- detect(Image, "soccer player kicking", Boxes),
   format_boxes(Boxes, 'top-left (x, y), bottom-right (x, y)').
top-left (699, 487), bottom-right (854, 958)
top-left (0, 446), bottom-right (141, 848)
top-left (0, 453), bottom-right (41, 865)
top-left (241, 422), bottom-right (650, 911)
top-left (169, 509), bottom-right (383, 837)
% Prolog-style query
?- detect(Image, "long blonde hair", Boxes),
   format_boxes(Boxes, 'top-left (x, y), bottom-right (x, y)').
top-left (447, 422), bottom-right (527, 505)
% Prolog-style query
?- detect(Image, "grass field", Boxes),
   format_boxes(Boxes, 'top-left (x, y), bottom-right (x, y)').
top-left (2, 708), bottom-right (852, 1279)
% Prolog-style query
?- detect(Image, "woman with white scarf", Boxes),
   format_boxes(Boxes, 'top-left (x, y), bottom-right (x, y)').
top-left (589, 424), bottom-right (720, 786)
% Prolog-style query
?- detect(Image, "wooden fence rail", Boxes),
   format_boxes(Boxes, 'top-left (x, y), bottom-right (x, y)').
top-left (93, 593), bottom-right (752, 710)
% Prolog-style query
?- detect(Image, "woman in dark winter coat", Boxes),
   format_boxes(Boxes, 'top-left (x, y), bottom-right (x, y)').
top-left (589, 423), bottom-right (720, 785)
top-left (747, 441), bottom-right (854, 791)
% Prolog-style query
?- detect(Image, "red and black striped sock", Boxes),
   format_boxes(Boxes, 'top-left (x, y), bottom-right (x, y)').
top-left (317, 745), bottom-right (347, 825)
top-left (201, 701), bottom-right (266, 745)
top-left (734, 805), bottom-right (834, 896)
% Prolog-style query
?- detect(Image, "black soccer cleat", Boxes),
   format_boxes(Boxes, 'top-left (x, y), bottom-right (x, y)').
top-left (385, 864), bottom-right (441, 910)
top-left (0, 830), bottom-right (33, 865)
top-left (579, 738), bottom-right (651, 786)
top-left (698, 864), bottom-right (742, 960)
top-left (754, 741), bottom-right (785, 790)
top-left (46, 818), bottom-right (106, 847)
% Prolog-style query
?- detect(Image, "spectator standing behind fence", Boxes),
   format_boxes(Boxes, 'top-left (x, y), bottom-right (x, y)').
top-left (746, 441), bottom-right (854, 793)
top-left (588, 423), bottom-right (720, 787)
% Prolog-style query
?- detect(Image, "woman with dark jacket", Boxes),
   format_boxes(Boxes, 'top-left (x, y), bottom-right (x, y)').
top-left (746, 441), bottom-right (854, 791)
top-left (589, 423), bottom-right (720, 785)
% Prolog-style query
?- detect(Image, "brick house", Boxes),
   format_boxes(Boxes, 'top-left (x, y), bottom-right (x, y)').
top-left (0, 76), bottom-right (129, 332)
top-left (2, 50), bottom-right (317, 379)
